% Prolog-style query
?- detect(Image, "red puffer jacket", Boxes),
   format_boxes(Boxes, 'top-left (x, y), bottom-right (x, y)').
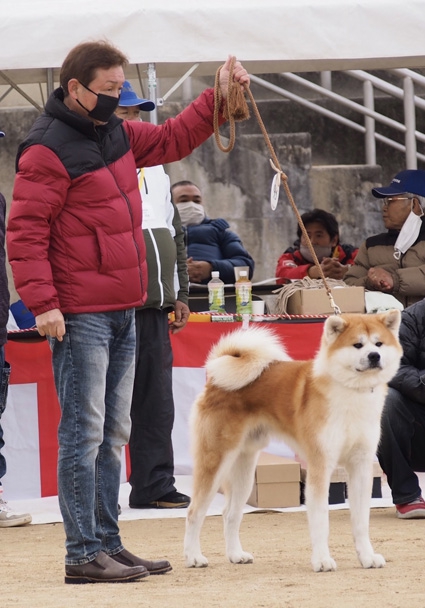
top-left (275, 243), bottom-right (358, 282)
top-left (7, 87), bottom-right (221, 317)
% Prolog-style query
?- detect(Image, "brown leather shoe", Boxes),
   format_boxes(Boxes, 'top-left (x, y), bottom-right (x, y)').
top-left (110, 548), bottom-right (172, 575)
top-left (65, 550), bottom-right (149, 584)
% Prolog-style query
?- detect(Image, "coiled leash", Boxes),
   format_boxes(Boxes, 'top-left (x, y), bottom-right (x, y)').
top-left (213, 57), bottom-right (341, 315)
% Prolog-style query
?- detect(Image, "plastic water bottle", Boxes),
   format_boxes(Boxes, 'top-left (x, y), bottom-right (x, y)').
top-left (235, 270), bottom-right (252, 319)
top-left (208, 271), bottom-right (225, 312)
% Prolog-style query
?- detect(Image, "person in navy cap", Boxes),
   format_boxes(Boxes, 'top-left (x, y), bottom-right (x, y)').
top-left (348, 169), bottom-right (425, 520)
top-left (115, 84), bottom-right (191, 511)
top-left (345, 169), bottom-right (425, 307)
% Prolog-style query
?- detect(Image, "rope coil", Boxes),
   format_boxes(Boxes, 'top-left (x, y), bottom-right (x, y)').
top-left (213, 56), bottom-right (250, 153)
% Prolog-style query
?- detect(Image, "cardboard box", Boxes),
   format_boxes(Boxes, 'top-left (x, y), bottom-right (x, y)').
top-left (286, 286), bottom-right (365, 315)
top-left (300, 462), bottom-right (383, 504)
top-left (247, 452), bottom-right (301, 508)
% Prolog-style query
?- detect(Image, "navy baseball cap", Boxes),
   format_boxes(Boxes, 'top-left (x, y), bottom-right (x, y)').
top-left (372, 170), bottom-right (425, 198)
top-left (0, 132), bottom-right (5, 137)
top-left (119, 81), bottom-right (155, 111)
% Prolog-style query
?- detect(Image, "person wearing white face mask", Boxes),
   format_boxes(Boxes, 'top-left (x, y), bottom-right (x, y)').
top-left (345, 169), bottom-right (425, 308)
top-left (176, 200), bottom-right (207, 227)
top-left (275, 208), bottom-right (358, 282)
top-left (171, 181), bottom-right (255, 284)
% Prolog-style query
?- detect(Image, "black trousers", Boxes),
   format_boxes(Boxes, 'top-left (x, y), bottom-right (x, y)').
top-left (377, 387), bottom-right (425, 505)
top-left (128, 308), bottom-right (176, 504)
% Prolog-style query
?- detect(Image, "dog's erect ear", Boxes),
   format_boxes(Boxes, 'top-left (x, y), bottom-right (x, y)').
top-left (379, 308), bottom-right (402, 335)
top-left (323, 314), bottom-right (347, 344)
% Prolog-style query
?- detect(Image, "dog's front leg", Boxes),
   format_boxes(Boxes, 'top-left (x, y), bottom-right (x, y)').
top-left (346, 458), bottom-right (385, 569)
top-left (305, 467), bottom-right (336, 572)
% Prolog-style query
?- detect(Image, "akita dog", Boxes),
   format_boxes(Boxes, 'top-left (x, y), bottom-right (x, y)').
top-left (184, 311), bottom-right (402, 572)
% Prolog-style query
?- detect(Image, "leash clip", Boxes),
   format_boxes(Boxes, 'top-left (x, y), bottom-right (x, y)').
top-left (269, 159), bottom-right (283, 210)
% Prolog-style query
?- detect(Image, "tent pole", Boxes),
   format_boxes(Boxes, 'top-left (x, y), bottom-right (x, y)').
top-left (46, 68), bottom-right (54, 97)
top-left (363, 79), bottom-right (376, 165)
top-left (147, 63), bottom-right (158, 125)
top-left (160, 64), bottom-right (199, 103)
top-left (403, 76), bottom-right (417, 169)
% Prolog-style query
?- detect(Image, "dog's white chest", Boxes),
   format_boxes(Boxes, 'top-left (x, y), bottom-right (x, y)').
top-left (323, 385), bottom-right (384, 452)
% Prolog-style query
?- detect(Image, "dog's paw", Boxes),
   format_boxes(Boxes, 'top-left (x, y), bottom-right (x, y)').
top-left (359, 552), bottom-right (386, 569)
top-left (228, 551), bottom-right (254, 564)
top-left (185, 553), bottom-right (209, 568)
top-left (311, 556), bottom-right (337, 572)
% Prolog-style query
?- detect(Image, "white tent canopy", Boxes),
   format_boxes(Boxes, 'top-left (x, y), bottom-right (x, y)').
top-left (1, 0), bottom-right (425, 86)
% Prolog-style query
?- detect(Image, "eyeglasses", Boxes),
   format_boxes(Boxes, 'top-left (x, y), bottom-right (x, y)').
top-left (382, 197), bottom-right (414, 208)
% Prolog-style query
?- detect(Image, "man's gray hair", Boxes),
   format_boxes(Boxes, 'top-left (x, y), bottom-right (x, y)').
top-left (407, 192), bottom-right (425, 210)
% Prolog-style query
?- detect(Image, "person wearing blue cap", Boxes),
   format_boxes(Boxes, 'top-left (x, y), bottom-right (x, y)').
top-left (115, 83), bottom-right (191, 510)
top-left (7, 39), bottom-right (250, 584)
top-left (118, 80), bottom-right (156, 113)
top-left (345, 169), bottom-right (425, 307)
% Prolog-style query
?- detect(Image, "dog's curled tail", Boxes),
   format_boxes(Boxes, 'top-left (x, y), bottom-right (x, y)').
top-left (205, 326), bottom-right (290, 391)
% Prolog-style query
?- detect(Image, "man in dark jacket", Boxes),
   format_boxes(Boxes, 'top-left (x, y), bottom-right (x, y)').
top-left (378, 298), bottom-right (425, 519)
top-left (7, 40), bottom-right (250, 583)
top-left (171, 180), bottom-right (255, 284)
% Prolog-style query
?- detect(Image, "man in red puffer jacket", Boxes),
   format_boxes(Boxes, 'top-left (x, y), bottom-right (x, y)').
top-left (7, 40), bottom-right (250, 585)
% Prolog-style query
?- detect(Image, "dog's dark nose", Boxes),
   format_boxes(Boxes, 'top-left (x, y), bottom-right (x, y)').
top-left (368, 352), bottom-right (381, 368)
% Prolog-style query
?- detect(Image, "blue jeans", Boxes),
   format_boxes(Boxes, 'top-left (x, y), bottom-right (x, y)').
top-left (0, 345), bottom-right (11, 485)
top-left (48, 310), bottom-right (136, 565)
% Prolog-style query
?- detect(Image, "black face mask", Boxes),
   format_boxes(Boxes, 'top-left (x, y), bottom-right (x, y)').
top-left (76, 83), bottom-right (119, 123)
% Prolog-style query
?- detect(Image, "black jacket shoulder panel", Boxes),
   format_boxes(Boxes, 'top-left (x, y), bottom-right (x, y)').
top-left (365, 231), bottom-right (398, 248)
top-left (16, 89), bottom-right (130, 180)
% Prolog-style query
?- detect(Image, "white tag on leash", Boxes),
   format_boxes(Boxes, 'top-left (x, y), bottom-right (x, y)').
top-left (270, 172), bottom-right (281, 210)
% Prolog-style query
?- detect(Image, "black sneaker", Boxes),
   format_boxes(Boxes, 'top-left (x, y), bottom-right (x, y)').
top-left (130, 490), bottom-right (191, 509)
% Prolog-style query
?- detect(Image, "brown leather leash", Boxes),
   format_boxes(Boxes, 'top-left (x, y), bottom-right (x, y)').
top-left (213, 58), bottom-right (341, 314)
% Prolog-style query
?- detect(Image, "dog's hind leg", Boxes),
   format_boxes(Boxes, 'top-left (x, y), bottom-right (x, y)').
top-left (184, 458), bottom-right (226, 568)
top-left (305, 462), bottom-right (337, 572)
top-left (222, 449), bottom-right (260, 564)
top-left (345, 456), bottom-right (385, 569)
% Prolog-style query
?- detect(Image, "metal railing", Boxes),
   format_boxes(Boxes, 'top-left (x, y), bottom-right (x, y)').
top-left (2, 65), bottom-right (424, 170)
top-left (249, 68), bottom-right (425, 168)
